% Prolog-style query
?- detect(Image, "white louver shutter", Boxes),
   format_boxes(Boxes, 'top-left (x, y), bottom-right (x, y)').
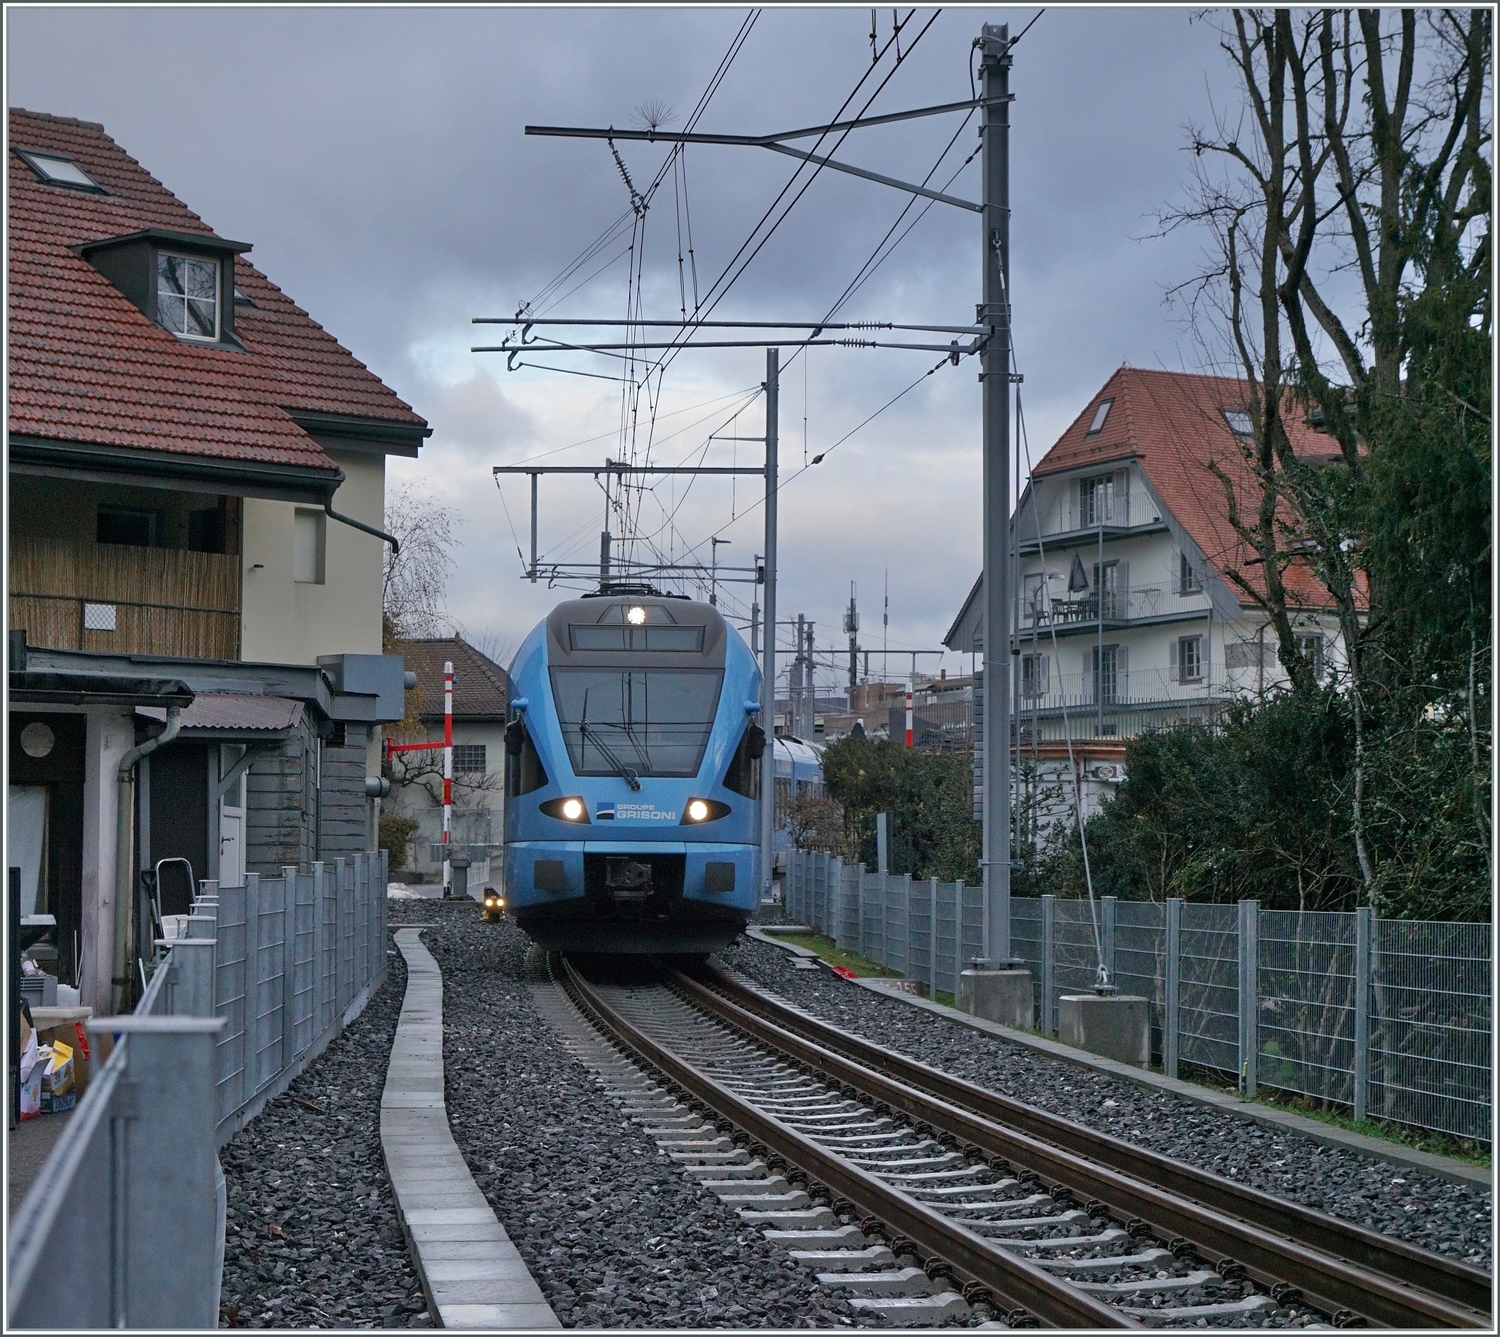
top-left (1169, 638), bottom-right (1179, 682)
top-left (1113, 468), bottom-right (1130, 524)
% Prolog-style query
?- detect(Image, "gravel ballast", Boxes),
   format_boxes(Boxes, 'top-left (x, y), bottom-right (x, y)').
top-left (720, 932), bottom-right (1492, 1269)
top-left (218, 947), bottom-right (426, 1329)
top-left (409, 901), bottom-right (875, 1329)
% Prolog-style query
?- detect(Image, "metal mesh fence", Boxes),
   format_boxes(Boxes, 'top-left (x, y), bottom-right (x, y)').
top-left (210, 852), bottom-right (387, 1142)
top-left (1115, 900), bottom-right (1165, 1061)
top-left (1257, 911), bottom-right (1357, 1107)
top-left (1177, 902), bottom-right (1239, 1075)
top-left (782, 852), bottom-right (1487, 1143)
top-left (1370, 920), bottom-right (1491, 1141)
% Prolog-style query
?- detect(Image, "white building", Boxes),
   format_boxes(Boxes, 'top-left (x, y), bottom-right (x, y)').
top-left (947, 366), bottom-right (1349, 820)
top-left (385, 637), bottom-right (510, 885)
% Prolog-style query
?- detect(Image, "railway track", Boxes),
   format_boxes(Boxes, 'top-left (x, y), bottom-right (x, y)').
top-left (552, 954), bottom-right (1490, 1329)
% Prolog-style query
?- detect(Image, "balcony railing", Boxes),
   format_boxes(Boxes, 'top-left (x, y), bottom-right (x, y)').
top-left (1016, 667), bottom-right (1231, 714)
top-left (9, 538), bottom-right (239, 660)
top-left (1027, 491), bottom-right (1161, 540)
top-left (1020, 583), bottom-right (1213, 629)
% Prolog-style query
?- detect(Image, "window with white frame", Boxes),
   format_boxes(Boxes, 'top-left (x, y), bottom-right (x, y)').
top-left (1178, 551), bottom-right (1200, 594)
top-left (1080, 474), bottom-right (1113, 527)
top-left (451, 744), bottom-right (487, 775)
top-left (1295, 632), bottom-right (1326, 681)
top-left (157, 252), bottom-right (220, 340)
top-left (1172, 634), bottom-right (1204, 683)
top-left (1021, 652), bottom-right (1049, 699)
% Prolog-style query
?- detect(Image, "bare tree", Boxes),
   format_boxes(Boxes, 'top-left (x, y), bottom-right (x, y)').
top-left (1161, 8), bottom-right (1491, 901)
top-left (383, 480), bottom-right (462, 649)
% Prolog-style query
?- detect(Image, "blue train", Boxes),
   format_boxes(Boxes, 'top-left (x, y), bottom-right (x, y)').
top-left (503, 591), bottom-right (765, 954)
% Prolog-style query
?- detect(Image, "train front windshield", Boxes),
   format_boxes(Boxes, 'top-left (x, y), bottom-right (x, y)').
top-left (550, 668), bottom-right (723, 778)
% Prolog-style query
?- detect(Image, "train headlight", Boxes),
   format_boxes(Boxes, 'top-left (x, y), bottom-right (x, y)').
top-left (681, 798), bottom-right (731, 824)
top-left (540, 796), bottom-right (591, 823)
top-left (626, 605), bottom-right (647, 625)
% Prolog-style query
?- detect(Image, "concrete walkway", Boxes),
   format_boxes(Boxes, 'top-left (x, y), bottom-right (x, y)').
top-left (383, 929), bottom-right (560, 1329)
top-left (747, 928), bottom-right (1489, 1190)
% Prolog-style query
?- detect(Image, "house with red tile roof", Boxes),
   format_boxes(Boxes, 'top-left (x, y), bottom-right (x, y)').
top-left (385, 636), bottom-right (511, 887)
top-left (945, 365), bottom-right (1351, 816)
top-left (7, 110), bottom-right (427, 1012)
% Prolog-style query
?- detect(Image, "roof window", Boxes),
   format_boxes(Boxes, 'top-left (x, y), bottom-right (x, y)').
top-left (1222, 408), bottom-right (1254, 437)
top-left (1086, 399), bottom-right (1113, 435)
top-left (16, 148), bottom-right (104, 192)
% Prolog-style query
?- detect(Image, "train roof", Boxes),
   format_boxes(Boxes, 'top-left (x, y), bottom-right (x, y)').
top-left (543, 593), bottom-right (731, 669)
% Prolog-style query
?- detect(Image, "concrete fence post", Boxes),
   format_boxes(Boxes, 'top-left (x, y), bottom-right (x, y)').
top-left (1101, 895), bottom-right (1117, 985)
top-left (162, 938), bottom-right (217, 1018)
top-left (90, 1014), bottom-right (227, 1329)
top-left (1354, 905), bottom-right (1372, 1124)
top-left (1164, 898), bottom-right (1182, 1080)
top-left (1238, 899), bottom-right (1259, 1097)
top-left (1041, 893), bottom-right (1056, 1036)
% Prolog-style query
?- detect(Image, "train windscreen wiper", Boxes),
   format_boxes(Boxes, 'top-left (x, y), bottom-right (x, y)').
top-left (579, 720), bottom-right (642, 791)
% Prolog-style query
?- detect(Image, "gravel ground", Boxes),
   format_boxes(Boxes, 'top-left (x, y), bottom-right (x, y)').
top-left (219, 946), bottom-right (425, 1329)
top-left (720, 933), bottom-right (1492, 1269)
top-left (410, 901), bottom-right (884, 1329)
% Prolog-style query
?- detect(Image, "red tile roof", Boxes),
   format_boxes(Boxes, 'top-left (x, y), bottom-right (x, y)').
top-left (8, 109), bottom-right (426, 477)
top-left (396, 637), bottom-right (510, 723)
top-left (1033, 365), bottom-right (1351, 610)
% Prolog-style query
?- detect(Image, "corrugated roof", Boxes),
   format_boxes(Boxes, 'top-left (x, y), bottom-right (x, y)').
top-left (138, 692), bottom-right (304, 732)
top-left (8, 108), bottom-right (426, 474)
top-left (396, 638), bottom-right (510, 721)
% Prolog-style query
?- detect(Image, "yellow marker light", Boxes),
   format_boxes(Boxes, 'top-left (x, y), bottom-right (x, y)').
top-left (626, 605), bottom-right (647, 625)
top-left (562, 797), bottom-right (585, 821)
top-left (686, 799), bottom-right (709, 822)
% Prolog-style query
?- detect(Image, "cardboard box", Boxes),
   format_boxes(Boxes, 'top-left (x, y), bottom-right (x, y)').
top-left (37, 1020), bottom-right (93, 1102)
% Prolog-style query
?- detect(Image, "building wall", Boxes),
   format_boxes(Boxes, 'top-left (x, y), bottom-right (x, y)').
top-left (240, 448), bottom-right (385, 664)
top-left (244, 723), bottom-right (319, 874)
top-left (385, 720), bottom-right (506, 881)
top-left (318, 740), bottom-right (373, 860)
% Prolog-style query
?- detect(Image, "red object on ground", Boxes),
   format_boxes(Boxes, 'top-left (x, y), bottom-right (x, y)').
top-left (830, 965), bottom-right (858, 979)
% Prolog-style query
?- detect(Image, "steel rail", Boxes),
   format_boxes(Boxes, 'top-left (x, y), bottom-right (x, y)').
top-left (558, 956), bottom-right (1138, 1329)
top-left (673, 968), bottom-right (1488, 1330)
top-left (694, 966), bottom-right (1492, 1317)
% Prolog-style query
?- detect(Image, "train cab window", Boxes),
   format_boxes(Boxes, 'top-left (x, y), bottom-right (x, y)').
top-left (550, 668), bottom-right (723, 778)
top-left (505, 717), bottom-right (548, 796)
top-left (723, 721), bottom-right (764, 798)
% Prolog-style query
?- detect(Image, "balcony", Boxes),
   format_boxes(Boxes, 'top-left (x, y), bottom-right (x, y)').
top-left (1021, 491), bottom-right (1164, 549)
top-left (1014, 667), bottom-right (1231, 739)
top-left (1020, 583), bottom-right (1214, 633)
top-left (10, 537), bottom-right (240, 660)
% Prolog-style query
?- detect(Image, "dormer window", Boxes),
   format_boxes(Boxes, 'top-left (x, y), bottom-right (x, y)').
top-left (75, 226), bottom-right (251, 348)
top-left (1086, 398), bottom-right (1113, 435)
top-left (157, 253), bottom-right (219, 340)
top-left (16, 148), bottom-right (104, 192)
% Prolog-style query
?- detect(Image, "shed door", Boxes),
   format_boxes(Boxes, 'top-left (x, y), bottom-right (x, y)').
top-left (219, 745), bottom-right (246, 889)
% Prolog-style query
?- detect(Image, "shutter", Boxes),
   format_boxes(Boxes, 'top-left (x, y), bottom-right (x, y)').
top-left (1169, 638), bottom-right (1179, 682)
top-left (1039, 654), bottom-right (1049, 697)
top-left (1114, 468), bottom-right (1130, 524)
top-left (1117, 644), bottom-right (1128, 698)
top-left (1117, 560), bottom-right (1130, 614)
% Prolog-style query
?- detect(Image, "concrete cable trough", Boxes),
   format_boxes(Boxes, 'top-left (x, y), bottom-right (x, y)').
top-left (381, 929), bottom-right (561, 1330)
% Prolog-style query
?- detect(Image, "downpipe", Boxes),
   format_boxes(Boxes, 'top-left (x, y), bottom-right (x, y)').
top-left (113, 705), bottom-right (181, 1014)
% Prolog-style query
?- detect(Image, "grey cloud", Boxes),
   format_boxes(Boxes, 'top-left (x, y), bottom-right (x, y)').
top-left (9, 6), bottom-right (1244, 668)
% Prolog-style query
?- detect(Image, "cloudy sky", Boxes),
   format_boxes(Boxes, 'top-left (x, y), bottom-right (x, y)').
top-left (9, 6), bottom-right (1247, 687)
